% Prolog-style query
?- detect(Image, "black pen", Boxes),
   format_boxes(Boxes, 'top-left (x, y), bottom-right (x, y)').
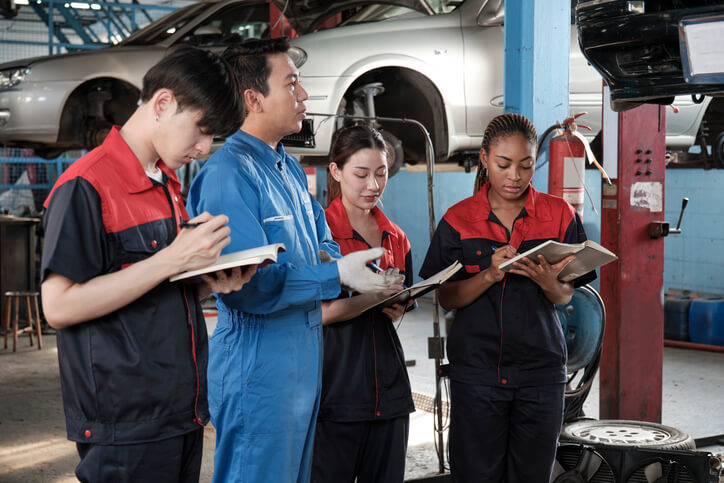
top-left (179, 220), bottom-right (203, 229)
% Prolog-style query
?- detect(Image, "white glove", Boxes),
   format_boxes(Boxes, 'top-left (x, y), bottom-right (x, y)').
top-left (336, 247), bottom-right (405, 294)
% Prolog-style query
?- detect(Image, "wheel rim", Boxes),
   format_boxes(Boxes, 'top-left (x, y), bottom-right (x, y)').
top-left (567, 423), bottom-right (673, 445)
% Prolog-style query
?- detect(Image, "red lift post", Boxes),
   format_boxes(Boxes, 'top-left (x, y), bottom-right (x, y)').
top-left (599, 103), bottom-right (666, 422)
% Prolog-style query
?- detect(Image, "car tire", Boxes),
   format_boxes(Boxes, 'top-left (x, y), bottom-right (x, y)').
top-left (34, 148), bottom-right (65, 160)
top-left (560, 419), bottom-right (696, 450)
top-left (713, 131), bottom-right (724, 168)
top-left (85, 120), bottom-right (113, 151)
top-left (381, 130), bottom-right (404, 178)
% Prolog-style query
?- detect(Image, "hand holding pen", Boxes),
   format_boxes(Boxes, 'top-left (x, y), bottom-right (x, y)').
top-left (179, 219), bottom-right (204, 229)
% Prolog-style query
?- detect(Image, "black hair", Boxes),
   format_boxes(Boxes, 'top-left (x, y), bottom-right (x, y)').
top-left (326, 125), bottom-right (388, 203)
top-left (474, 113), bottom-right (538, 194)
top-left (141, 47), bottom-right (243, 137)
top-left (222, 37), bottom-right (291, 118)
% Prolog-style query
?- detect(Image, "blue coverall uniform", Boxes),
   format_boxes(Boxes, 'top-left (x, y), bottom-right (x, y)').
top-left (187, 130), bottom-right (342, 483)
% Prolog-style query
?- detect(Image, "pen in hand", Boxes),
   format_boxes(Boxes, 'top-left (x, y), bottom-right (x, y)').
top-left (179, 220), bottom-right (204, 229)
top-left (367, 261), bottom-right (384, 273)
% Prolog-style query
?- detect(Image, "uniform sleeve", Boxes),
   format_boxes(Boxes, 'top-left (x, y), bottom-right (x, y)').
top-left (309, 182), bottom-right (341, 260)
top-left (186, 153), bottom-right (341, 315)
top-left (562, 210), bottom-right (597, 287)
top-left (41, 178), bottom-right (108, 284)
top-left (400, 233), bottom-right (417, 311)
top-left (419, 218), bottom-right (466, 282)
top-left (403, 247), bottom-right (414, 289)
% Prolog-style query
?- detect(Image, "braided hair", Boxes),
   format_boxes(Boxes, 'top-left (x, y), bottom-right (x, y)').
top-left (474, 113), bottom-right (538, 194)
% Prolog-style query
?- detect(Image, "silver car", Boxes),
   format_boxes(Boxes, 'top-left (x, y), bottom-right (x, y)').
top-left (0, 0), bottom-right (712, 166)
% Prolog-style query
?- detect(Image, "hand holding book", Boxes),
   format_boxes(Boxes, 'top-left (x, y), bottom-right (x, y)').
top-left (498, 240), bottom-right (617, 282)
top-left (362, 261), bottom-right (463, 312)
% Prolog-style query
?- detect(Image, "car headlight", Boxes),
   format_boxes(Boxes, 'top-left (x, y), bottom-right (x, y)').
top-left (0, 67), bottom-right (31, 89)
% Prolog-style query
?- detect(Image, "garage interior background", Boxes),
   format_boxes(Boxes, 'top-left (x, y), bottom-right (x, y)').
top-left (1, 0), bottom-right (724, 480)
top-left (2, 0), bottom-right (722, 296)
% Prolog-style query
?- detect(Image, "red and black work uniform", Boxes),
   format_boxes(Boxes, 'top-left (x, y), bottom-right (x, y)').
top-left (420, 183), bottom-right (596, 483)
top-left (311, 196), bottom-right (415, 483)
top-left (41, 127), bottom-right (208, 482)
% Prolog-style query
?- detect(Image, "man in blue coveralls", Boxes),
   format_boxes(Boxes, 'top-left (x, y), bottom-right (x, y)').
top-left (186, 38), bottom-right (403, 483)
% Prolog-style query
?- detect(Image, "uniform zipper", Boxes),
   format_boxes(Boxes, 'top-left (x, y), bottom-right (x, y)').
top-left (159, 180), bottom-right (203, 426)
top-left (498, 277), bottom-right (507, 384)
top-left (372, 313), bottom-right (380, 418)
top-left (349, 229), bottom-right (391, 418)
top-left (491, 215), bottom-right (519, 386)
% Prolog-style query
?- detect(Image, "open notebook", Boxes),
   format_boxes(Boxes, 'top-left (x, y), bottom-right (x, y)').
top-left (362, 261), bottom-right (463, 312)
top-left (498, 239), bottom-right (617, 282)
top-left (169, 243), bottom-right (285, 282)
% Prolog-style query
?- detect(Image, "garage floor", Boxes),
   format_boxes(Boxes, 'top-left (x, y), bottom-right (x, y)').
top-left (1, 298), bottom-right (722, 482)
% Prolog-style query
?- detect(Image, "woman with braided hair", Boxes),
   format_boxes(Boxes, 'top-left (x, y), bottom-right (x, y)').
top-left (420, 113), bottom-right (596, 482)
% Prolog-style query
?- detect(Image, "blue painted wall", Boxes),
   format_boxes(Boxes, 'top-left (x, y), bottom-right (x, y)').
top-left (664, 169), bottom-right (724, 294)
top-left (319, 167), bottom-right (723, 295)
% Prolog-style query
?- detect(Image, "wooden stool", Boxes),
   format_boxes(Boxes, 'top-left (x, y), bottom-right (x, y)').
top-left (3, 291), bottom-right (42, 352)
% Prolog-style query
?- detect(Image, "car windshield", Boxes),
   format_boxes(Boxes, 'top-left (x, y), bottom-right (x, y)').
top-left (120, 3), bottom-right (209, 46)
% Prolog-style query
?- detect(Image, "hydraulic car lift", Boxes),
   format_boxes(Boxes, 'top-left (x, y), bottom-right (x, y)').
top-left (599, 100), bottom-right (668, 422)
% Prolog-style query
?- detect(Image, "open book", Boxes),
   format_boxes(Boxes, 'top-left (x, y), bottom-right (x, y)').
top-left (169, 243), bottom-right (285, 282)
top-left (363, 261), bottom-right (463, 312)
top-left (498, 240), bottom-right (617, 282)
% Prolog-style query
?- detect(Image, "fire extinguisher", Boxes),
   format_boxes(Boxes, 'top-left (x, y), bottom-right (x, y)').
top-left (546, 113), bottom-right (591, 215)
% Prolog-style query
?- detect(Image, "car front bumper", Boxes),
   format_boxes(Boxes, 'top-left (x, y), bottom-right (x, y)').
top-left (0, 80), bottom-right (78, 146)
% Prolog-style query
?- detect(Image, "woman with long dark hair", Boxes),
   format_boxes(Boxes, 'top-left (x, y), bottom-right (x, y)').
top-left (312, 125), bottom-right (415, 483)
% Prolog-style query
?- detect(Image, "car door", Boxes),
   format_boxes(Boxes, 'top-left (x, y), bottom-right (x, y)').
top-left (460, 0), bottom-right (505, 139)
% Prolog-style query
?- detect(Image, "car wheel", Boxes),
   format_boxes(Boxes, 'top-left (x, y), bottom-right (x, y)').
top-left (713, 131), bottom-right (724, 168)
top-left (34, 148), bottom-right (65, 160)
top-left (381, 130), bottom-right (404, 178)
top-left (85, 120), bottom-right (113, 151)
top-left (560, 419), bottom-right (695, 450)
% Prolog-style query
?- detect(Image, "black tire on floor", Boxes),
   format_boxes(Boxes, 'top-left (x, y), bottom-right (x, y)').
top-left (560, 419), bottom-right (696, 450)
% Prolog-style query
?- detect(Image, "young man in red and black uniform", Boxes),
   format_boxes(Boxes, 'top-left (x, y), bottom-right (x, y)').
top-left (40, 48), bottom-right (253, 483)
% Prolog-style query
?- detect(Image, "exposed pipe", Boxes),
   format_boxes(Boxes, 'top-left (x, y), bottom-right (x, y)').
top-left (664, 339), bottom-right (724, 353)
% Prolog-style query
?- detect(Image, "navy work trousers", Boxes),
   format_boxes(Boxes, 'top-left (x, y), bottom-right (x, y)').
top-left (449, 381), bottom-right (565, 483)
top-left (75, 428), bottom-right (203, 483)
top-left (312, 416), bottom-right (409, 483)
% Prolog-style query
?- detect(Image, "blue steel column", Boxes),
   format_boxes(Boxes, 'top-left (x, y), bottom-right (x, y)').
top-left (504, 0), bottom-right (570, 191)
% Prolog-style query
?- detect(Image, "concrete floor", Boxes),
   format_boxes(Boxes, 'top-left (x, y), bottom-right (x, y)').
top-left (1, 298), bottom-right (723, 482)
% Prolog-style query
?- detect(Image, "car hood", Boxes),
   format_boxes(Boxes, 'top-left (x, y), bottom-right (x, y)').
top-left (276, 0), bottom-right (433, 33)
top-left (0, 45), bottom-right (161, 70)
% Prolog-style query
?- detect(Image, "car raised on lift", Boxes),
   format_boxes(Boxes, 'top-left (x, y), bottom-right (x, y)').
top-left (0, 0), bottom-right (717, 170)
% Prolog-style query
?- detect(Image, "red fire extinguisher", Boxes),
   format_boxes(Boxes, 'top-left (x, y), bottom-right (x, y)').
top-left (547, 113), bottom-right (592, 215)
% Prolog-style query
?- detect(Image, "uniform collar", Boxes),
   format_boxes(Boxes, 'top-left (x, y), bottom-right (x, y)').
top-left (103, 126), bottom-right (180, 194)
top-left (326, 196), bottom-right (397, 243)
top-left (477, 182), bottom-right (542, 221)
top-left (230, 129), bottom-right (287, 167)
